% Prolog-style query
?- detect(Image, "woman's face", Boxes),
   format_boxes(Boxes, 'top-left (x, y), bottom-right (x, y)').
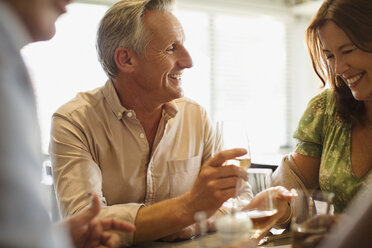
top-left (319, 21), bottom-right (372, 101)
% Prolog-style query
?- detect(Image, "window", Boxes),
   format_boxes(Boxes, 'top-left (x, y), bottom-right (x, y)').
top-left (176, 9), bottom-right (288, 164)
top-left (22, 1), bottom-right (311, 165)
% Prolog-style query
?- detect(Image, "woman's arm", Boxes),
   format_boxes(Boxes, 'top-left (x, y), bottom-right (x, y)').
top-left (292, 152), bottom-right (321, 189)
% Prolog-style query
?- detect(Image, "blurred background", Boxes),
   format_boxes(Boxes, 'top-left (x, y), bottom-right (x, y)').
top-left (22, 0), bottom-right (324, 166)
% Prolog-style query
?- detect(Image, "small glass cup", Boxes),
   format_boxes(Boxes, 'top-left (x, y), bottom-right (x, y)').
top-left (291, 190), bottom-right (335, 248)
top-left (242, 168), bottom-right (277, 239)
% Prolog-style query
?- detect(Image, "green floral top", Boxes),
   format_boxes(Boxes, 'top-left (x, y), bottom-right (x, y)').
top-left (294, 89), bottom-right (371, 213)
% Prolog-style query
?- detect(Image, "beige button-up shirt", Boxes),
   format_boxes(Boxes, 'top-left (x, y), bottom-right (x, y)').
top-left (49, 80), bottom-right (215, 245)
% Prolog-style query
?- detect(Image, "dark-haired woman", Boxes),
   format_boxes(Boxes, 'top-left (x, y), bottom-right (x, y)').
top-left (274, 0), bottom-right (372, 214)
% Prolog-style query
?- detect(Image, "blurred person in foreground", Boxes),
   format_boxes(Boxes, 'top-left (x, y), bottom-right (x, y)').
top-left (273, 0), bottom-right (372, 222)
top-left (49, 0), bottom-right (292, 246)
top-left (0, 0), bottom-right (135, 247)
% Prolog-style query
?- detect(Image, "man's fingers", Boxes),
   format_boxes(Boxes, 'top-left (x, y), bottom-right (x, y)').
top-left (214, 165), bottom-right (248, 181)
top-left (209, 148), bottom-right (247, 167)
top-left (207, 176), bottom-right (240, 191)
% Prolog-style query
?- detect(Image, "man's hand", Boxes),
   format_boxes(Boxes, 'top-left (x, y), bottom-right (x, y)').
top-left (184, 148), bottom-right (248, 216)
top-left (67, 194), bottom-right (136, 248)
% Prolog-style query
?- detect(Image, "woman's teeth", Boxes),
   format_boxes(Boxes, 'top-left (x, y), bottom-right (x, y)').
top-left (346, 73), bottom-right (363, 86)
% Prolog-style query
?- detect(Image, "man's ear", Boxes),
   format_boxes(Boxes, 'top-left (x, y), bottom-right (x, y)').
top-left (114, 47), bottom-right (136, 74)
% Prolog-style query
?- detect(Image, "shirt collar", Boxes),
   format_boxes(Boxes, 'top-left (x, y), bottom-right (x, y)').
top-left (102, 80), bottom-right (179, 120)
top-left (162, 102), bottom-right (178, 121)
top-left (102, 80), bottom-right (127, 120)
top-left (0, 1), bottom-right (32, 50)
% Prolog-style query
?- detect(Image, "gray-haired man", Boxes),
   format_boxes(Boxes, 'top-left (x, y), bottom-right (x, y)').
top-left (50, 0), bottom-right (247, 246)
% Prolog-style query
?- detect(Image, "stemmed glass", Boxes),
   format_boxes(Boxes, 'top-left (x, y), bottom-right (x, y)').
top-left (212, 120), bottom-right (252, 211)
top-left (243, 168), bottom-right (278, 239)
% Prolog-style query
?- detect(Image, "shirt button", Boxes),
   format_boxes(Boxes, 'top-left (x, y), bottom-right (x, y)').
top-left (127, 112), bottom-right (133, 118)
top-left (139, 133), bottom-right (145, 139)
top-left (117, 112), bottom-right (122, 118)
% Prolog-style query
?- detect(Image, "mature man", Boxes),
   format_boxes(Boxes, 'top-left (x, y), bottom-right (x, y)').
top-left (50, 0), bottom-right (247, 245)
top-left (0, 0), bottom-right (135, 247)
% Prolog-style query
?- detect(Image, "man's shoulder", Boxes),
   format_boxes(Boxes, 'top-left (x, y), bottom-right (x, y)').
top-left (55, 86), bottom-right (104, 118)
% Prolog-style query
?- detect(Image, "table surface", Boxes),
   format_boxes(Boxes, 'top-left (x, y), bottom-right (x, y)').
top-left (134, 231), bottom-right (292, 248)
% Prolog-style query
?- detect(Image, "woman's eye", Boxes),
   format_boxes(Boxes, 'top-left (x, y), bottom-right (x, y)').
top-left (342, 49), bottom-right (354, 54)
top-left (325, 54), bottom-right (334, 60)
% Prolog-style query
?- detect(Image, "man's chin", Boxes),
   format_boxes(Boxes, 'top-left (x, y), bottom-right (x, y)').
top-left (174, 89), bottom-right (184, 99)
top-left (169, 86), bottom-right (183, 99)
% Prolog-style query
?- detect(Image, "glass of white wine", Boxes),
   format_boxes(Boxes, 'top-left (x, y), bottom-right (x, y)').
top-left (212, 120), bottom-right (252, 211)
top-left (243, 168), bottom-right (278, 239)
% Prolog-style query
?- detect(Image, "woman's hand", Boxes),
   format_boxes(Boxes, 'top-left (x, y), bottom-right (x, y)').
top-left (242, 186), bottom-right (292, 239)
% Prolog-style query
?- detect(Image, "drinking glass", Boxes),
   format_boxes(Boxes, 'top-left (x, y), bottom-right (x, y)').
top-left (243, 168), bottom-right (278, 239)
top-left (291, 190), bottom-right (335, 248)
top-left (212, 120), bottom-right (251, 210)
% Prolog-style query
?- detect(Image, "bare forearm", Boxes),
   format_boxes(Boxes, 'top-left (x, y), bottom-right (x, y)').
top-left (133, 194), bottom-right (194, 243)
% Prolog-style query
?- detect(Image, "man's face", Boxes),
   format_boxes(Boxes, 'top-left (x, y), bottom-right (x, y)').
top-left (9, 0), bottom-right (71, 42)
top-left (132, 10), bottom-right (193, 105)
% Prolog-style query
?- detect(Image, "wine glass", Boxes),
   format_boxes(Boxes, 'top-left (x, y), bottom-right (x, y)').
top-left (243, 168), bottom-right (278, 239)
top-left (212, 120), bottom-right (252, 211)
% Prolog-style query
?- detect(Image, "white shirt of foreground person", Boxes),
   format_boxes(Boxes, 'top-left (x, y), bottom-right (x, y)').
top-left (0, 2), bottom-right (70, 247)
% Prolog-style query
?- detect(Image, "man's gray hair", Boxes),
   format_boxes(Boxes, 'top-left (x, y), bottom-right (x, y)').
top-left (96, 0), bottom-right (176, 79)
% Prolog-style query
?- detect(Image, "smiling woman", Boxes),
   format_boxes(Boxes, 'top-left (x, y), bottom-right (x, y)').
top-left (273, 0), bottom-right (372, 215)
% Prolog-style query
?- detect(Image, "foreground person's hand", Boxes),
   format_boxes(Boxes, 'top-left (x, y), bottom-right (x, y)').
top-left (67, 194), bottom-right (136, 248)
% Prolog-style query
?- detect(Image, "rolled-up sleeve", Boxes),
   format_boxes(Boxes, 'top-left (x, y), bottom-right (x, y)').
top-left (49, 82), bottom-right (211, 246)
top-left (50, 114), bottom-right (142, 246)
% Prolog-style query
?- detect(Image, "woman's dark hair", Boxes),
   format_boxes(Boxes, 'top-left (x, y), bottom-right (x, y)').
top-left (305, 0), bottom-right (372, 122)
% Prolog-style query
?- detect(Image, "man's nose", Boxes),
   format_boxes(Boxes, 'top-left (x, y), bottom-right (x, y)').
top-left (177, 46), bottom-right (193, 69)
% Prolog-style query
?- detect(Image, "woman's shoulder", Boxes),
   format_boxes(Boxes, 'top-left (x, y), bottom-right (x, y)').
top-left (308, 88), bottom-right (332, 105)
top-left (294, 89), bottom-right (338, 152)
top-left (305, 88), bottom-right (338, 117)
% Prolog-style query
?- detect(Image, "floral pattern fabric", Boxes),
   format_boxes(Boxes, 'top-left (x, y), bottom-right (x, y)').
top-left (293, 89), bottom-right (371, 213)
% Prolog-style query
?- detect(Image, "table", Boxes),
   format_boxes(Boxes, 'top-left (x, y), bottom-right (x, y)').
top-left (134, 232), bottom-right (292, 248)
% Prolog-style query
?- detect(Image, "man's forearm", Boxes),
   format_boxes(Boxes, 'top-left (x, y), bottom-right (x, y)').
top-left (133, 194), bottom-right (194, 243)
